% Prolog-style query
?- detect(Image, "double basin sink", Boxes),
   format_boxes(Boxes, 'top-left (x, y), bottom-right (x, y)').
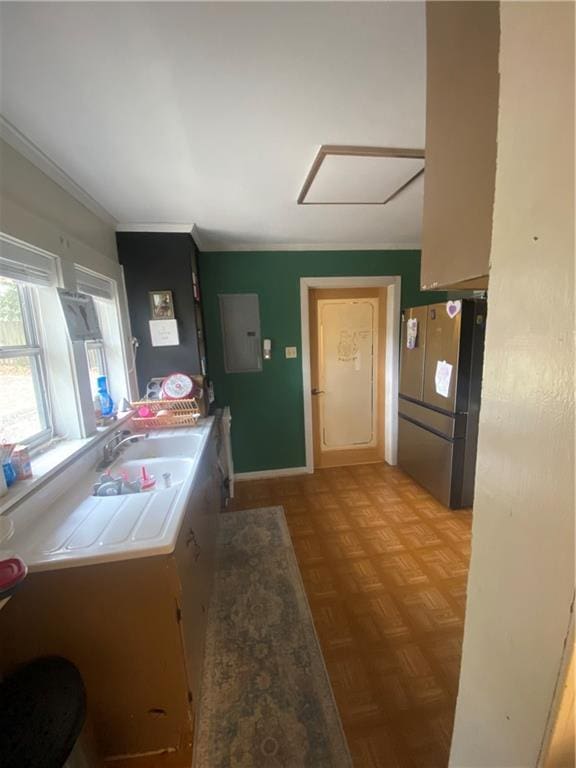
top-left (96, 435), bottom-right (202, 496)
top-left (6, 424), bottom-right (213, 571)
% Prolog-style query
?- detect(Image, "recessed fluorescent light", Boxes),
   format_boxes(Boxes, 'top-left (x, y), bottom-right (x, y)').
top-left (298, 145), bottom-right (425, 205)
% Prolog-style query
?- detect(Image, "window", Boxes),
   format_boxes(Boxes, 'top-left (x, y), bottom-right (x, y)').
top-left (86, 298), bottom-right (109, 397)
top-left (0, 276), bottom-right (52, 446)
top-left (75, 268), bottom-right (116, 399)
top-left (0, 237), bottom-right (131, 453)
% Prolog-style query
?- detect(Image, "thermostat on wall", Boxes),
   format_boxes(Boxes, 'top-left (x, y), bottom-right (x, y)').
top-left (285, 346), bottom-right (298, 359)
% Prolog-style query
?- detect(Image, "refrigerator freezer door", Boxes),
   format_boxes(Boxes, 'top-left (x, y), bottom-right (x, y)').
top-left (423, 303), bottom-right (461, 412)
top-left (398, 415), bottom-right (458, 507)
top-left (399, 306), bottom-right (428, 401)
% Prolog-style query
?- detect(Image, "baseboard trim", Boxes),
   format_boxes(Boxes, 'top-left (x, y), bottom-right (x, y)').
top-left (234, 466), bottom-right (311, 481)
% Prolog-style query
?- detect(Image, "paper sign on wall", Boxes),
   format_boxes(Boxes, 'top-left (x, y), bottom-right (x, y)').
top-left (149, 319), bottom-right (180, 347)
top-left (435, 360), bottom-right (453, 398)
top-left (406, 318), bottom-right (418, 349)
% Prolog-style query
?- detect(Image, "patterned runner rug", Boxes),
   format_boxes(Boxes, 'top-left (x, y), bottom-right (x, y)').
top-left (193, 507), bottom-right (352, 768)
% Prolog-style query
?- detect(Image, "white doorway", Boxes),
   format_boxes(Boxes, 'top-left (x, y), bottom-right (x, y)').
top-left (311, 289), bottom-right (382, 468)
top-left (300, 276), bottom-right (401, 473)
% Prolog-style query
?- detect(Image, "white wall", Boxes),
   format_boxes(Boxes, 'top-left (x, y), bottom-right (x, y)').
top-left (450, 3), bottom-right (575, 766)
top-left (0, 138), bottom-right (118, 277)
top-left (0, 137), bottom-right (138, 415)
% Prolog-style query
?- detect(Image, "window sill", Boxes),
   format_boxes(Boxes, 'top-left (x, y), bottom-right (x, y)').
top-left (0, 412), bottom-right (133, 517)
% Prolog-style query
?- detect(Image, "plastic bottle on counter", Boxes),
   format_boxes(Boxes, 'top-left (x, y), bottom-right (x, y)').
top-left (97, 376), bottom-right (114, 418)
top-left (2, 462), bottom-right (16, 488)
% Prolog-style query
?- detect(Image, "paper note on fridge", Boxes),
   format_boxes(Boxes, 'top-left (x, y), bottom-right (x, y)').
top-left (406, 318), bottom-right (418, 349)
top-left (434, 360), bottom-right (453, 398)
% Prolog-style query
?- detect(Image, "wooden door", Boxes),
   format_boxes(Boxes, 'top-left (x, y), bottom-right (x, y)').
top-left (310, 288), bottom-right (386, 468)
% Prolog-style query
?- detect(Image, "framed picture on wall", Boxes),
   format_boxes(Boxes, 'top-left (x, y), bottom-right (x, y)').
top-left (149, 290), bottom-right (175, 320)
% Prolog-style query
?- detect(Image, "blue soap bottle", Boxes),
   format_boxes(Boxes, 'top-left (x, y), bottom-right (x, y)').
top-left (97, 376), bottom-right (114, 418)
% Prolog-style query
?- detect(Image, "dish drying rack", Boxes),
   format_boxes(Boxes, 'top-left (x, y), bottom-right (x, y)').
top-left (130, 398), bottom-right (201, 430)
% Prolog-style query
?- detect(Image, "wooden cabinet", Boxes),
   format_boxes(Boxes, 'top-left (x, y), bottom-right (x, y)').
top-left (173, 426), bottom-right (220, 702)
top-left (0, 426), bottom-right (222, 764)
top-left (420, 1), bottom-right (500, 290)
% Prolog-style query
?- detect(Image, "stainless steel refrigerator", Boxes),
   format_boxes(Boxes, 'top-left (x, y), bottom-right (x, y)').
top-left (398, 299), bottom-right (486, 508)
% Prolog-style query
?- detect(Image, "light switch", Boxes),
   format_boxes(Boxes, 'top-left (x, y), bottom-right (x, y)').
top-left (285, 346), bottom-right (297, 359)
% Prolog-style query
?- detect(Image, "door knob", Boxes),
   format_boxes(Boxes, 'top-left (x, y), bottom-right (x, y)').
top-left (311, 388), bottom-right (325, 395)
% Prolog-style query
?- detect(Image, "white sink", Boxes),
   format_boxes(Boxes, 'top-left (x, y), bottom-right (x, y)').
top-left (120, 434), bottom-right (203, 461)
top-left (6, 419), bottom-right (214, 571)
top-left (110, 457), bottom-right (193, 493)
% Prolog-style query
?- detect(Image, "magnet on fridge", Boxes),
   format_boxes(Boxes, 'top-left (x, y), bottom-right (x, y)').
top-left (446, 300), bottom-right (462, 319)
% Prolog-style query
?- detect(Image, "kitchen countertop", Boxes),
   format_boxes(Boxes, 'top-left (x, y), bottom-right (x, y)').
top-left (2, 419), bottom-right (215, 573)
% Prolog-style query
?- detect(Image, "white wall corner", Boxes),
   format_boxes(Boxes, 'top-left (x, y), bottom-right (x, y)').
top-left (0, 116), bottom-right (116, 227)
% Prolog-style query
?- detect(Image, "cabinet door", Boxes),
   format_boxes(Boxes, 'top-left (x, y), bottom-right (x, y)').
top-left (172, 426), bottom-right (221, 702)
top-left (420, 1), bottom-right (499, 290)
top-left (173, 495), bottom-right (206, 702)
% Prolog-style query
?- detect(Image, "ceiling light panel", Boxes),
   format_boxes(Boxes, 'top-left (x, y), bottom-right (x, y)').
top-left (299, 146), bottom-right (425, 205)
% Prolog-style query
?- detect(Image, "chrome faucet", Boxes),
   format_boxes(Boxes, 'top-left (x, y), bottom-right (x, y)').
top-left (98, 430), bottom-right (148, 470)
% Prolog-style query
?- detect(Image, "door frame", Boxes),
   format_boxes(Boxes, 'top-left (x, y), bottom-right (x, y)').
top-left (300, 276), bottom-right (401, 472)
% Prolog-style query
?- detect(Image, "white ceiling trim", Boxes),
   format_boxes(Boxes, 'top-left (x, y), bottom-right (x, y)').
top-left (116, 223), bottom-right (195, 234)
top-left (116, 223), bottom-right (206, 254)
top-left (199, 241), bottom-right (421, 253)
top-left (0, 115), bottom-right (117, 227)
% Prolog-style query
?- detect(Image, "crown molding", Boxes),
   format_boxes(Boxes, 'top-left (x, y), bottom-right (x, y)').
top-left (199, 241), bottom-right (421, 253)
top-left (190, 223), bottom-right (207, 252)
top-left (0, 115), bottom-right (117, 227)
top-left (116, 223), bottom-right (195, 234)
top-left (114, 228), bottom-right (420, 253)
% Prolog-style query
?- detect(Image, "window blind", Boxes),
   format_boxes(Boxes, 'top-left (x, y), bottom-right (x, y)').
top-left (0, 236), bottom-right (56, 287)
top-left (74, 266), bottom-right (114, 301)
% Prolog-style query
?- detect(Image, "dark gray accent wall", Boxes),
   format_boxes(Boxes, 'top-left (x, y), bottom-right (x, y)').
top-left (117, 232), bottom-right (201, 395)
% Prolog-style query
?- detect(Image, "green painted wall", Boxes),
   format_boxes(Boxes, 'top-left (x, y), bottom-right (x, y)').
top-left (200, 250), bottom-right (450, 473)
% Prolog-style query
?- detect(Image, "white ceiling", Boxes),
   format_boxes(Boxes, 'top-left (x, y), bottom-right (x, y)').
top-left (0, 2), bottom-right (426, 251)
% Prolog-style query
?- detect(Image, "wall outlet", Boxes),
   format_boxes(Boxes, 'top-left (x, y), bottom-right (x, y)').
top-left (285, 346), bottom-right (297, 359)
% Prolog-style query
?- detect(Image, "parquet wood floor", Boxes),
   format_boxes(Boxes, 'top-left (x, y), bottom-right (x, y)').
top-left (230, 463), bottom-right (472, 768)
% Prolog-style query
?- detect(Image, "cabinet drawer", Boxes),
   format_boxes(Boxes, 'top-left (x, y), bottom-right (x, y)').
top-left (398, 416), bottom-right (454, 507)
